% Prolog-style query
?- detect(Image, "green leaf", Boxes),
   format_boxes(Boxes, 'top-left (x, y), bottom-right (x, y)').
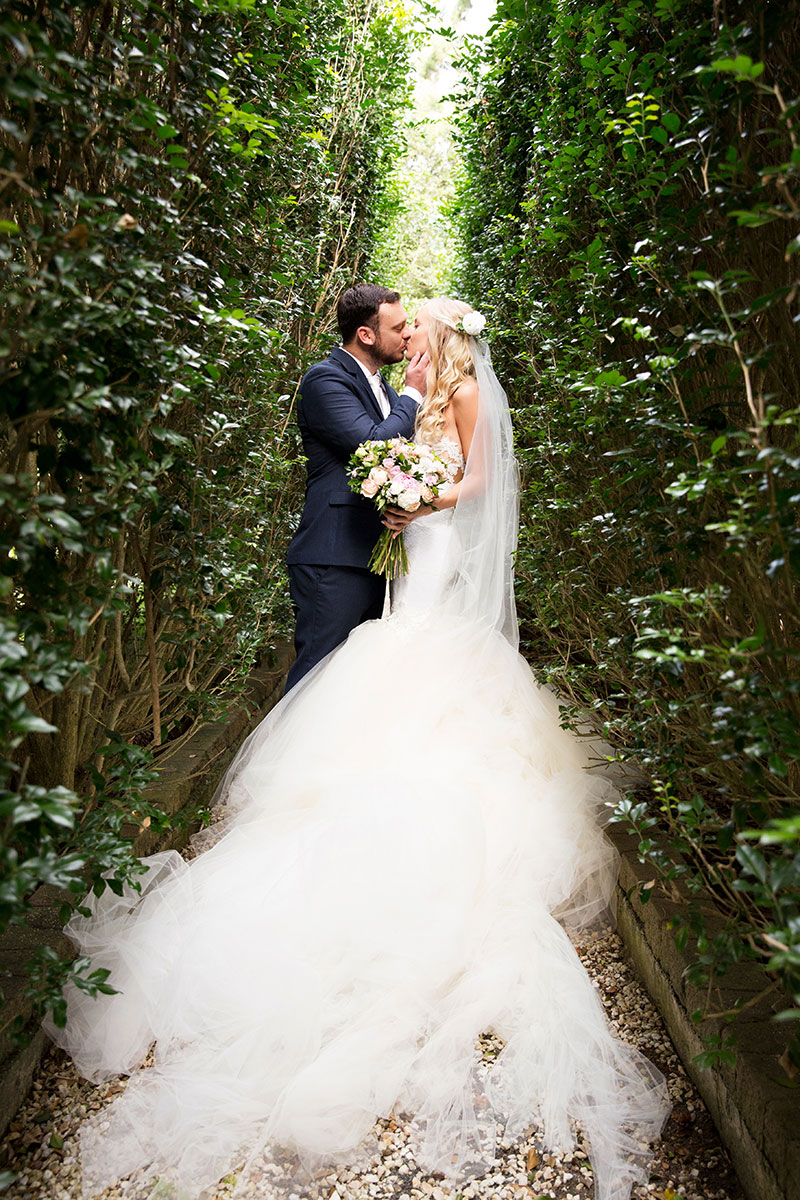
top-left (729, 208), bottom-right (776, 228)
top-left (736, 844), bottom-right (768, 886)
top-left (594, 369), bottom-right (627, 387)
top-left (17, 715), bottom-right (58, 735)
top-left (710, 55), bottom-right (765, 79)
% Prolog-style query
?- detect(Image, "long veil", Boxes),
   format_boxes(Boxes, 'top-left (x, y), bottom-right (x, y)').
top-left (444, 338), bottom-right (520, 648)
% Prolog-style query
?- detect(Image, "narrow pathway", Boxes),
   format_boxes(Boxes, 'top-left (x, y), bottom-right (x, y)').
top-left (2, 932), bottom-right (744, 1200)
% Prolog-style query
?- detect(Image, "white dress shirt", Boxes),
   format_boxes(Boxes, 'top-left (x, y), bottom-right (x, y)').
top-left (341, 349), bottom-right (422, 416)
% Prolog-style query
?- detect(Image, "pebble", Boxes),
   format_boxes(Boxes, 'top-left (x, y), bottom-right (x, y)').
top-left (0, 932), bottom-right (745, 1200)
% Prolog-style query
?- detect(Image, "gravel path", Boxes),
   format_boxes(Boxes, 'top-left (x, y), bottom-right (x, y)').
top-left (1, 932), bottom-right (744, 1200)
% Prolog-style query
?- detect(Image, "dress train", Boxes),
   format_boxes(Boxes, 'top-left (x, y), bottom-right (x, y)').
top-left (46, 456), bottom-right (670, 1199)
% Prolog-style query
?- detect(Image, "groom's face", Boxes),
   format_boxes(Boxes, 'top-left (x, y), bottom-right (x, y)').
top-left (370, 301), bottom-right (411, 366)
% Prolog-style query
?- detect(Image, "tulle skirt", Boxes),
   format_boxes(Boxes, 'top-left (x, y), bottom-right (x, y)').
top-left (46, 586), bottom-right (670, 1200)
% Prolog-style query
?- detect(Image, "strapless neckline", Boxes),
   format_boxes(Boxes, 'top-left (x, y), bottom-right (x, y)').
top-left (427, 435), bottom-right (465, 471)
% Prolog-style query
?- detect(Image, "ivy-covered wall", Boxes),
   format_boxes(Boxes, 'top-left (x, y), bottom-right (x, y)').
top-left (454, 0), bottom-right (800, 1066)
top-left (0, 0), bottom-right (412, 1022)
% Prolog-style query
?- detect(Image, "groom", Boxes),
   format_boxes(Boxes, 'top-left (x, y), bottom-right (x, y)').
top-left (285, 284), bottom-right (428, 691)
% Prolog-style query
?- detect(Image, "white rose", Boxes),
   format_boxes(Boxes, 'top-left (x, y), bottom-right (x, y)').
top-left (361, 478), bottom-right (380, 498)
top-left (388, 479), bottom-right (404, 496)
top-left (397, 490), bottom-right (421, 512)
top-left (461, 311), bottom-right (486, 336)
top-left (372, 468), bottom-right (389, 485)
top-left (421, 485), bottom-right (434, 504)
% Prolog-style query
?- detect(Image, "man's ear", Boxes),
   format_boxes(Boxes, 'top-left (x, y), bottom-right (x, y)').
top-left (356, 325), bottom-right (376, 348)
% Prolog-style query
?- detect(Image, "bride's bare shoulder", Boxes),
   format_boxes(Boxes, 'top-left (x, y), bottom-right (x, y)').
top-left (450, 377), bottom-right (479, 458)
top-left (451, 376), bottom-right (478, 408)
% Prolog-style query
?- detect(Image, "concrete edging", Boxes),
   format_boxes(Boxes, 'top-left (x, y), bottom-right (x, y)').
top-left (606, 821), bottom-right (798, 1200)
top-left (0, 646), bottom-right (293, 1138)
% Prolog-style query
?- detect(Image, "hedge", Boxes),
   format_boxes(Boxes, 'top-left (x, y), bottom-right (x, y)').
top-left (454, 0), bottom-right (800, 1069)
top-left (0, 0), bottom-right (412, 1027)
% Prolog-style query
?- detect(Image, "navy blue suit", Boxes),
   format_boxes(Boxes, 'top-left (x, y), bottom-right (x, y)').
top-left (285, 347), bottom-right (418, 690)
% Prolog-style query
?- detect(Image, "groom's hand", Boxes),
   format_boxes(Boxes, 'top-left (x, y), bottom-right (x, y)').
top-left (403, 351), bottom-right (430, 397)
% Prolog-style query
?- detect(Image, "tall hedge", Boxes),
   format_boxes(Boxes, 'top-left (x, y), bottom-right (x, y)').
top-left (0, 0), bottom-right (411, 1024)
top-left (455, 0), bottom-right (800, 1067)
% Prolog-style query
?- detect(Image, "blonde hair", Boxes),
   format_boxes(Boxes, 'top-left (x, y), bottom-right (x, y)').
top-left (415, 297), bottom-right (476, 444)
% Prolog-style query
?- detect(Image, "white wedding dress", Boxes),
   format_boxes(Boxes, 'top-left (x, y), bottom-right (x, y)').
top-left (46, 350), bottom-right (670, 1200)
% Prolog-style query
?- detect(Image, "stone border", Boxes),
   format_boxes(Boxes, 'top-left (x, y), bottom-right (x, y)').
top-left (606, 820), bottom-right (798, 1200)
top-left (0, 646), bottom-right (293, 1138)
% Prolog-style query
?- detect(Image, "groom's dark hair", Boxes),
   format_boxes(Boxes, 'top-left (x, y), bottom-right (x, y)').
top-left (337, 284), bottom-right (401, 344)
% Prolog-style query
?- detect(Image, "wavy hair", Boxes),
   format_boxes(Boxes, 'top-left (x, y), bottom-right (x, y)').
top-left (415, 297), bottom-right (476, 444)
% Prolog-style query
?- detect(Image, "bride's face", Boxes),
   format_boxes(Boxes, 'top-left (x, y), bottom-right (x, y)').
top-left (405, 305), bottom-right (430, 358)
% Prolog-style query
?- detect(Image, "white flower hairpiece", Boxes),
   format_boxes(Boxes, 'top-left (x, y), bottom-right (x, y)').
top-left (455, 310), bottom-right (486, 336)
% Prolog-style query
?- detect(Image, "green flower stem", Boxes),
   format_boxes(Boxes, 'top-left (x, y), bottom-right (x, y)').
top-left (369, 529), bottom-right (409, 579)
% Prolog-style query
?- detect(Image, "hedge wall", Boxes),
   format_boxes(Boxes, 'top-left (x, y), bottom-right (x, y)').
top-left (454, 0), bottom-right (800, 1068)
top-left (0, 0), bottom-right (411, 1025)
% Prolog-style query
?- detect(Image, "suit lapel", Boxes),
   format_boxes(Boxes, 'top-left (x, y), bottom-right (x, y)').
top-left (329, 347), bottom-right (384, 422)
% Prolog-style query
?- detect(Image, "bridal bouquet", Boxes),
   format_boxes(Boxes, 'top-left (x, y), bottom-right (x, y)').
top-left (348, 438), bottom-right (455, 578)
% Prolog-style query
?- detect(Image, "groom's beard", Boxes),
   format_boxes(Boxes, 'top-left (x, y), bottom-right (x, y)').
top-left (372, 333), bottom-right (406, 367)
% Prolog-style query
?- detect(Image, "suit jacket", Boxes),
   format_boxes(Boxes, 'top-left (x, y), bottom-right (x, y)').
top-left (287, 347), bottom-right (419, 569)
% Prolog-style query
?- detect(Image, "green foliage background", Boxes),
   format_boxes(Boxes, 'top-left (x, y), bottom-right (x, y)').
top-left (453, 0), bottom-right (800, 1067)
top-left (3, 0), bottom-right (800, 1082)
top-left (0, 0), bottom-right (413, 1024)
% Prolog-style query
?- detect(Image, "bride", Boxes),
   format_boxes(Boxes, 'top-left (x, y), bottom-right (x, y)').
top-left (45, 298), bottom-right (670, 1200)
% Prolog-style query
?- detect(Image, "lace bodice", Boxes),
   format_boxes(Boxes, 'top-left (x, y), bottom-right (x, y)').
top-left (429, 435), bottom-right (465, 474)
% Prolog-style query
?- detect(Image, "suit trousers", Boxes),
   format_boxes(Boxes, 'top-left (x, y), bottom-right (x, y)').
top-left (285, 563), bottom-right (386, 693)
